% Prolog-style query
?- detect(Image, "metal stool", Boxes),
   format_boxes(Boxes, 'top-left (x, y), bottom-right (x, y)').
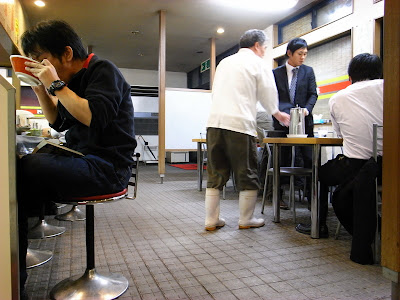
top-left (55, 205), bottom-right (86, 221)
top-left (28, 204), bottom-right (66, 239)
top-left (50, 153), bottom-right (139, 300)
top-left (26, 247), bottom-right (53, 269)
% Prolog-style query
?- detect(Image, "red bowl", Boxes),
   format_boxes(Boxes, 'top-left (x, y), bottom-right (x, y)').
top-left (10, 55), bottom-right (41, 86)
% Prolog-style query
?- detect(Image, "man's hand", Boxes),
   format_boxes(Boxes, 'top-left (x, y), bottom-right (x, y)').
top-left (25, 59), bottom-right (60, 89)
top-left (273, 111), bottom-right (290, 127)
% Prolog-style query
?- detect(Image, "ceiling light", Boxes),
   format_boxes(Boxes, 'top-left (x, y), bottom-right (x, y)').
top-left (217, 28), bottom-right (225, 34)
top-left (34, 0), bottom-right (45, 7)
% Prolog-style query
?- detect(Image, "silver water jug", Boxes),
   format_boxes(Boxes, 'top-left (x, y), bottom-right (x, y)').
top-left (289, 106), bottom-right (306, 136)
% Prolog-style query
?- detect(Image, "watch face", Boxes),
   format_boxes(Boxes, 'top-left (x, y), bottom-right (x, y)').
top-left (54, 81), bottom-right (64, 88)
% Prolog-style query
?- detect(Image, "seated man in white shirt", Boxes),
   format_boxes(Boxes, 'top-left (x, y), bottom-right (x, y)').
top-left (295, 53), bottom-right (383, 260)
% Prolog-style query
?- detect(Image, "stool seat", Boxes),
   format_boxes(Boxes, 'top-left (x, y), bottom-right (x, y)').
top-left (60, 188), bottom-right (128, 205)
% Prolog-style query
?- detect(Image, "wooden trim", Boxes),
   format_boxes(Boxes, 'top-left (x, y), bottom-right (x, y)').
top-left (166, 87), bottom-right (211, 93)
top-left (158, 10), bottom-right (166, 177)
top-left (210, 37), bottom-right (216, 89)
top-left (373, 17), bottom-right (383, 57)
top-left (382, 0), bottom-right (400, 275)
top-left (166, 149), bottom-right (197, 152)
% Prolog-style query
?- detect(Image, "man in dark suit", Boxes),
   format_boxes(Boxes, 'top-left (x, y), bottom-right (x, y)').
top-left (272, 37), bottom-right (318, 207)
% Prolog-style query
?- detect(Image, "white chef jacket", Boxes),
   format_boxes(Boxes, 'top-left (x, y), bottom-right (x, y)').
top-left (329, 79), bottom-right (383, 159)
top-left (207, 48), bottom-right (279, 137)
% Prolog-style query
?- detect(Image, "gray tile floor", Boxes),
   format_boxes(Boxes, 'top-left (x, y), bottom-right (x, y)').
top-left (26, 164), bottom-right (390, 299)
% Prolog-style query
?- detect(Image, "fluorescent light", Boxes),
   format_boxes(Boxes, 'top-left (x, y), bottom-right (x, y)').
top-left (34, 0), bottom-right (45, 7)
top-left (217, 28), bottom-right (225, 34)
top-left (216, 0), bottom-right (298, 11)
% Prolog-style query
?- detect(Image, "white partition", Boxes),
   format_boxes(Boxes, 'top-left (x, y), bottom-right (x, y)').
top-left (165, 88), bottom-right (211, 150)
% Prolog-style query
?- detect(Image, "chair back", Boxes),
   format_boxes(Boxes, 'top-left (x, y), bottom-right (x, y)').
top-left (127, 152), bottom-right (141, 199)
top-left (372, 123), bottom-right (383, 264)
top-left (373, 123), bottom-right (383, 160)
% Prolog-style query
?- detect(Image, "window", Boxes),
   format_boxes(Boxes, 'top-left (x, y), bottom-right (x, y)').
top-left (278, 0), bottom-right (353, 44)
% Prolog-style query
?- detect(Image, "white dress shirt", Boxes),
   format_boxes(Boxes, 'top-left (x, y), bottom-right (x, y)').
top-left (207, 48), bottom-right (279, 137)
top-left (329, 79), bottom-right (383, 159)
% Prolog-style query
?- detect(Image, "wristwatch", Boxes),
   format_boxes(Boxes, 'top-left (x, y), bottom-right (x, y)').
top-left (47, 80), bottom-right (66, 96)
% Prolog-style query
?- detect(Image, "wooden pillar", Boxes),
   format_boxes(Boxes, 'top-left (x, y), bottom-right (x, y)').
top-left (381, 0), bottom-right (400, 298)
top-left (209, 37), bottom-right (216, 89)
top-left (158, 10), bottom-right (166, 182)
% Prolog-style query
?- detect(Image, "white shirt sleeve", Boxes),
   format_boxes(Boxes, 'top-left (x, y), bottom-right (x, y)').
top-left (257, 66), bottom-right (279, 115)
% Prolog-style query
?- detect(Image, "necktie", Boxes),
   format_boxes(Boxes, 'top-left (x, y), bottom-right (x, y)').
top-left (289, 68), bottom-right (298, 104)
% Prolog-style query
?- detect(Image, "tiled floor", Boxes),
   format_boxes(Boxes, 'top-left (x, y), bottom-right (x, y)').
top-left (25, 164), bottom-right (391, 299)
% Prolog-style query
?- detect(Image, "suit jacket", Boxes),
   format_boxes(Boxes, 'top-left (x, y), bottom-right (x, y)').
top-left (272, 64), bottom-right (318, 133)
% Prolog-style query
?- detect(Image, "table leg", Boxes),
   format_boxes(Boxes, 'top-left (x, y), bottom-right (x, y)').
top-left (311, 144), bottom-right (321, 238)
top-left (273, 143), bottom-right (280, 223)
top-left (197, 142), bottom-right (203, 191)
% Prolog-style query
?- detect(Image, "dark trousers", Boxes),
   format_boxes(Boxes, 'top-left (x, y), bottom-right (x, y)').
top-left (318, 155), bottom-right (368, 227)
top-left (17, 153), bottom-right (130, 290)
top-left (206, 128), bottom-right (259, 191)
top-left (319, 155), bottom-right (381, 264)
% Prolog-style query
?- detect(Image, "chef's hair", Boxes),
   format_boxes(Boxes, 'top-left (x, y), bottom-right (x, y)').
top-left (239, 29), bottom-right (268, 48)
top-left (21, 20), bottom-right (88, 60)
top-left (348, 53), bottom-right (382, 83)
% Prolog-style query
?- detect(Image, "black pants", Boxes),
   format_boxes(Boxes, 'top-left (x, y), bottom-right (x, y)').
top-left (319, 155), bottom-right (382, 264)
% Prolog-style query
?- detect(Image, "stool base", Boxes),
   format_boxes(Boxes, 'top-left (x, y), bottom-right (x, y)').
top-left (55, 205), bottom-right (86, 221)
top-left (26, 248), bottom-right (53, 269)
top-left (50, 268), bottom-right (128, 300)
top-left (28, 219), bottom-right (66, 239)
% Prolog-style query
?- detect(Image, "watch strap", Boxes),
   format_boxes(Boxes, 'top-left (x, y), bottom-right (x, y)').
top-left (47, 80), bottom-right (66, 96)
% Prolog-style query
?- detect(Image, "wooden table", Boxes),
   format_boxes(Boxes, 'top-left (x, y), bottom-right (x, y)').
top-left (192, 139), bottom-right (206, 191)
top-left (263, 137), bottom-right (343, 238)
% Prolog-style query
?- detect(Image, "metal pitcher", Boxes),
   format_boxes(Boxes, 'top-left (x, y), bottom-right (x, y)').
top-left (289, 106), bottom-right (306, 135)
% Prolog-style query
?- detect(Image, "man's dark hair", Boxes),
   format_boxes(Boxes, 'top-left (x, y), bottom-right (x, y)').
top-left (239, 29), bottom-right (267, 48)
top-left (348, 53), bottom-right (383, 83)
top-left (21, 20), bottom-right (87, 60)
top-left (286, 37), bottom-right (308, 56)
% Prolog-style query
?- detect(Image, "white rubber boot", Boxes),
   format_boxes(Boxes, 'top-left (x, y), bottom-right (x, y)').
top-left (239, 190), bottom-right (265, 229)
top-left (205, 188), bottom-right (225, 231)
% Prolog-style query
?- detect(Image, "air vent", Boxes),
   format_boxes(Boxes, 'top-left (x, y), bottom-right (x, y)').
top-left (131, 85), bottom-right (158, 97)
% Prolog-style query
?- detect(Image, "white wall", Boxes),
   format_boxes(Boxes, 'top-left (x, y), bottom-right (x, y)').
top-left (119, 68), bottom-right (187, 88)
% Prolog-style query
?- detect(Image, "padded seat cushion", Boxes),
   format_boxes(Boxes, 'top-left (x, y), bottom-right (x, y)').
top-left (64, 188), bottom-right (128, 202)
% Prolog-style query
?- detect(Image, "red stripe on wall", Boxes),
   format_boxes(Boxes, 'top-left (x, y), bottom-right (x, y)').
top-left (318, 81), bottom-right (351, 94)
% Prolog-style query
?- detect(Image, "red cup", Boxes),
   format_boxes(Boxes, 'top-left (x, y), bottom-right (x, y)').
top-left (10, 55), bottom-right (42, 86)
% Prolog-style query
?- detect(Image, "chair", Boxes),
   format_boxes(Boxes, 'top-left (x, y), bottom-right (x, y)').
top-left (49, 153), bottom-right (140, 300)
top-left (55, 205), bottom-right (86, 222)
top-left (261, 130), bottom-right (312, 222)
top-left (26, 247), bottom-right (53, 269)
top-left (373, 123), bottom-right (383, 263)
top-left (27, 204), bottom-right (66, 239)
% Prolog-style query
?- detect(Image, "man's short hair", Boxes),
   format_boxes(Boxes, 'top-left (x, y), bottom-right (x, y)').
top-left (286, 37), bottom-right (308, 56)
top-left (239, 29), bottom-right (267, 48)
top-left (348, 53), bottom-right (383, 83)
top-left (21, 20), bottom-right (87, 60)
